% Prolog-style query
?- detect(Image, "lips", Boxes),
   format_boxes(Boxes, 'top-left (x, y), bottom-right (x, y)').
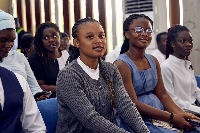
top-left (138, 38), bottom-right (149, 43)
top-left (93, 46), bottom-right (104, 52)
top-left (49, 44), bottom-right (56, 48)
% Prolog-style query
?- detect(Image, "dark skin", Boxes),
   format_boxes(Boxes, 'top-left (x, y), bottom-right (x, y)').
top-left (114, 18), bottom-right (200, 131)
top-left (37, 27), bottom-right (61, 93)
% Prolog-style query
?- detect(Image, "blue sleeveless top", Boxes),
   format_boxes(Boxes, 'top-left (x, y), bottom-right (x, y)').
top-left (116, 54), bottom-right (164, 110)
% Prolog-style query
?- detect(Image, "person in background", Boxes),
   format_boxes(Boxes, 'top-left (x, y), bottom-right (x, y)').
top-left (0, 10), bottom-right (46, 133)
top-left (28, 22), bottom-right (69, 98)
top-left (161, 25), bottom-right (200, 116)
top-left (60, 32), bottom-right (70, 51)
top-left (0, 10), bottom-right (46, 101)
top-left (114, 14), bottom-right (200, 132)
top-left (151, 32), bottom-right (167, 64)
top-left (20, 33), bottom-right (35, 58)
top-left (56, 17), bottom-right (149, 133)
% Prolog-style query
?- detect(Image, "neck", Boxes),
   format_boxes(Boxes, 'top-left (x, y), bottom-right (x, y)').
top-left (127, 49), bottom-right (145, 62)
top-left (80, 56), bottom-right (99, 69)
top-left (47, 49), bottom-right (60, 59)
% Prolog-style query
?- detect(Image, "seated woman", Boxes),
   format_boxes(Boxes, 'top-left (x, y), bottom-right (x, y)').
top-left (114, 14), bottom-right (200, 132)
top-left (28, 22), bottom-right (69, 98)
top-left (56, 17), bottom-right (150, 133)
top-left (0, 10), bottom-right (45, 101)
top-left (161, 25), bottom-right (200, 115)
top-left (0, 10), bottom-right (45, 132)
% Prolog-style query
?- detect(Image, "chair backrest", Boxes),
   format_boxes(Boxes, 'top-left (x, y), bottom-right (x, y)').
top-left (37, 98), bottom-right (58, 133)
top-left (195, 75), bottom-right (200, 88)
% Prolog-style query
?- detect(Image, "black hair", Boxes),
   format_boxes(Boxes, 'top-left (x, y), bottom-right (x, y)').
top-left (34, 21), bottom-right (60, 62)
top-left (20, 33), bottom-right (34, 57)
top-left (166, 25), bottom-right (190, 59)
top-left (156, 32), bottom-right (167, 43)
top-left (120, 14), bottom-right (153, 54)
top-left (60, 32), bottom-right (69, 39)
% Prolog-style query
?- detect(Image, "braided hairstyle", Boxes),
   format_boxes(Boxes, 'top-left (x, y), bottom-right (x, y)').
top-left (20, 33), bottom-right (34, 57)
top-left (71, 17), bottom-right (117, 119)
top-left (166, 25), bottom-right (190, 59)
top-left (120, 14), bottom-right (153, 54)
top-left (34, 22), bottom-right (60, 62)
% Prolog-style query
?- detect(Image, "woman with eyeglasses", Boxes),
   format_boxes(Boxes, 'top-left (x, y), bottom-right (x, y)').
top-left (114, 14), bottom-right (200, 132)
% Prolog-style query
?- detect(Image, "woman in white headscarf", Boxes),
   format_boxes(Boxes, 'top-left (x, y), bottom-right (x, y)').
top-left (0, 10), bottom-right (49, 101)
top-left (0, 10), bottom-right (46, 132)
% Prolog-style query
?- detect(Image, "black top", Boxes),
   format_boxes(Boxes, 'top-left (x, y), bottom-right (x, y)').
top-left (28, 52), bottom-right (59, 97)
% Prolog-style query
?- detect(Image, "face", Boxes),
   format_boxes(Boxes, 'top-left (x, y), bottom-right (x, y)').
top-left (74, 22), bottom-right (106, 60)
top-left (172, 31), bottom-right (193, 60)
top-left (125, 18), bottom-right (153, 49)
top-left (158, 34), bottom-right (167, 54)
top-left (42, 27), bottom-right (60, 53)
top-left (60, 36), bottom-right (70, 51)
top-left (0, 29), bottom-right (15, 60)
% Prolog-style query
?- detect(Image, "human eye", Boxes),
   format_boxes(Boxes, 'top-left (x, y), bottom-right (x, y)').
top-left (146, 29), bottom-right (153, 34)
top-left (99, 34), bottom-right (105, 38)
top-left (134, 27), bottom-right (143, 33)
top-left (53, 35), bottom-right (57, 39)
top-left (43, 36), bottom-right (48, 40)
top-left (179, 39), bottom-right (185, 43)
top-left (0, 38), bottom-right (7, 43)
top-left (189, 38), bottom-right (193, 43)
top-left (87, 35), bottom-right (93, 39)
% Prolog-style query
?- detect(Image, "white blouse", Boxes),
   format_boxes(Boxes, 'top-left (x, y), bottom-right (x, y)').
top-left (0, 73), bottom-right (46, 132)
top-left (161, 55), bottom-right (200, 113)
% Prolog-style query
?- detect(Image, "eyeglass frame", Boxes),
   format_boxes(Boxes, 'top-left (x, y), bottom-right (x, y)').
top-left (129, 26), bottom-right (157, 36)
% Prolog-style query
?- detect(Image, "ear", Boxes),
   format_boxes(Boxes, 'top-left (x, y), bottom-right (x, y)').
top-left (73, 39), bottom-right (80, 48)
top-left (125, 31), bottom-right (130, 39)
top-left (170, 41), bottom-right (175, 48)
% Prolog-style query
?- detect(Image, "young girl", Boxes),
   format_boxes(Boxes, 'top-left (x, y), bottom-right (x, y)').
top-left (28, 22), bottom-right (69, 98)
top-left (161, 25), bottom-right (200, 116)
top-left (114, 14), bottom-right (200, 132)
top-left (56, 18), bottom-right (149, 133)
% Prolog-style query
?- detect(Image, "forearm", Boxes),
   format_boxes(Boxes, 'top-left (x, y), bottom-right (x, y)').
top-left (159, 93), bottom-right (184, 114)
top-left (136, 101), bottom-right (172, 122)
top-left (40, 85), bottom-right (56, 92)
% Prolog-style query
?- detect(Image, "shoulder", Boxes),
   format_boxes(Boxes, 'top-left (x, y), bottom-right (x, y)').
top-left (28, 52), bottom-right (40, 61)
top-left (61, 50), bottom-right (69, 56)
top-left (8, 50), bottom-right (25, 58)
top-left (14, 72), bottom-right (29, 92)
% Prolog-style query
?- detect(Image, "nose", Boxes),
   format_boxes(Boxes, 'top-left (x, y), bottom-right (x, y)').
top-left (186, 41), bottom-right (192, 47)
top-left (95, 38), bottom-right (102, 44)
top-left (140, 31), bottom-right (148, 36)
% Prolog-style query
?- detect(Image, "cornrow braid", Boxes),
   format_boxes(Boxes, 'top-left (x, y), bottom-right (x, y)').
top-left (166, 25), bottom-right (189, 59)
top-left (21, 34), bottom-right (34, 57)
top-left (34, 22), bottom-right (60, 62)
top-left (120, 14), bottom-right (153, 54)
top-left (68, 17), bottom-right (100, 62)
top-left (98, 58), bottom-right (117, 121)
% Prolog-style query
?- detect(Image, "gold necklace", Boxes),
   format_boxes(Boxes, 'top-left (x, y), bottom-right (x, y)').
top-left (127, 50), bottom-right (144, 62)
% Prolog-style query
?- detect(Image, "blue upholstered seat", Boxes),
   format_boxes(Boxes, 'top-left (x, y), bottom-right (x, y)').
top-left (37, 98), bottom-right (58, 133)
top-left (195, 75), bottom-right (200, 88)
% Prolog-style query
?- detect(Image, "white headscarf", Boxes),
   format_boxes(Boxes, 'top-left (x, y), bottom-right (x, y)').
top-left (0, 10), bottom-right (15, 31)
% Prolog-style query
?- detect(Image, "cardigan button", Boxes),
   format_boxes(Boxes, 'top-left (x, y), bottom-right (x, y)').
top-left (99, 86), bottom-right (102, 89)
top-left (102, 103), bottom-right (105, 107)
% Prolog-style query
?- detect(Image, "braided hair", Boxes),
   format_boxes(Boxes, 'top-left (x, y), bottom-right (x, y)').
top-left (120, 14), bottom-right (153, 54)
top-left (166, 25), bottom-right (190, 59)
top-left (20, 33), bottom-right (34, 57)
top-left (71, 17), bottom-right (117, 119)
top-left (34, 22), bottom-right (60, 62)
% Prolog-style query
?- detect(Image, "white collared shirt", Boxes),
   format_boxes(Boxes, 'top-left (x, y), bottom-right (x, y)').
top-left (0, 73), bottom-right (46, 132)
top-left (151, 49), bottom-right (166, 64)
top-left (77, 57), bottom-right (99, 80)
top-left (161, 55), bottom-right (200, 112)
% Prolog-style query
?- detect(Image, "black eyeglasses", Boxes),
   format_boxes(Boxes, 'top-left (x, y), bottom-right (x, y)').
top-left (129, 26), bottom-right (156, 36)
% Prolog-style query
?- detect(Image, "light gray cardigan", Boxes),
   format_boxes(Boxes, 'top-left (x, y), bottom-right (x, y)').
top-left (56, 59), bottom-right (149, 133)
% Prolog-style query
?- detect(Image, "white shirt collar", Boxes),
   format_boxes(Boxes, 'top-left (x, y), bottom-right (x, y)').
top-left (169, 55), bottom-right (191, 70)
top-left (77, 57), bottom-right (99, 80)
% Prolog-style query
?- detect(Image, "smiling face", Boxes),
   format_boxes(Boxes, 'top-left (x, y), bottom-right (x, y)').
top-left (42, 27), bottom-right (60, 53)
top-left (125, 17), bottom-right (152, 49)
top-left (73, 21), bottom-right (106, 60)
top-left (172, 31), bottom-right (193, 59)
top-left (0, 28), bottom-right (15, 61)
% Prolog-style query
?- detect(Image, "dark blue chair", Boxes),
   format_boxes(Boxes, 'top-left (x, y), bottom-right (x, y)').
top-left (37, 98), bottom-right (58, 133)
top-left (195, 75), bottom-right (200, 88)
